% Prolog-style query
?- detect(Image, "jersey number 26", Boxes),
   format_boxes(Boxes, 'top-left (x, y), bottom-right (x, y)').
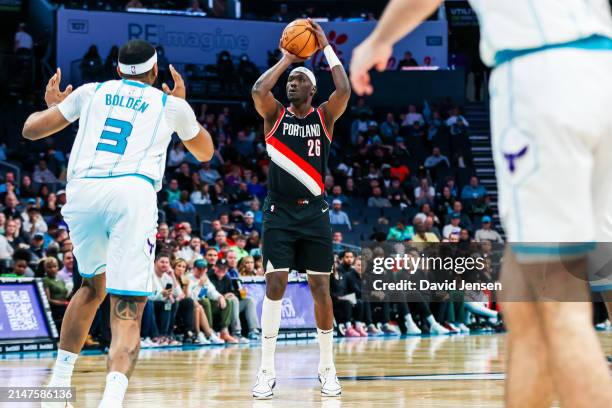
top-left (307, 139), bottom-right (320, 157)
top-left (96, 118), bottom-right (133, 155)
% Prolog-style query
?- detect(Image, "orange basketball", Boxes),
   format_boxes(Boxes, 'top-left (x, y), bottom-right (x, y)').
top-left (280, 19), bottom-right (319, 59)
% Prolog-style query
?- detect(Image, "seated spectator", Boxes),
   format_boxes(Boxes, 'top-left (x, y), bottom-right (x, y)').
top-left (380, 113), bottom-right (399, 142)
top-left (449, 201), bottom-right (472, 231)
top-left (43, 257), bottom-right (68, 320)
top-left (424, 147), bottom-right (450, 169)
top-left (174, 163), bottom-right (193, 192)
top-left (208, 258), bottom-right (257, 342)
top-left (4, 219), bottom-right (27, 249)
top-left (412, 217), bottom-right (440, 243)
top-left (238, 256), bottom-right (257, 276)
top-left (23, 207), bottom-right (48, 236)
top-left (426, 216), bottom-right (442, 239)
top-left (3, 193), bottom-right (21, 220)
top-left (327, 185), bottom-right (348, 206)
top-left (232, 182), bottom-right (254, 203)
top-left (461, 176), bottom-right (487, 201)
top-left (446, 107), bottom-right (469, 127)
top-left (329, 200), bottom-right (351, 230)
top-left (246, 231), bottom-right (262, 257)
top-left (414, 178), bottom-right (435, 207)
top-left (199, 162), bottom-right (221, 185)
top-left (40, 193), bottom-right (60, 219)
top-left (162, 179), bottom-right (181, 206)
top-left (230, 235), bottom-right (249, 261)
top-left (389, 159), bottom-right (410, 183)
top-left (387, 220), bottom-right (414, 241)
top-left (149, 254), bottom-right (183, 345)
top-left (188, 259), bottom-right (230, 344)
top-left (190, 183), bottom-right (212, 205)
top-left (397, 51), bottom-right (419, 69)
top-left (168, 142), bottom-right (186, 170)
top-left (351, 113), bottom-right (369, 145)
top-left (475, 216), bottom-right (504, 243)
top-left (246, 175), bottom-right (266, 200)
top-left (427, 111), bottom-right (443, 140)
top-left (0, 213), bottom-right (5, 235)
top-left (29, 233), bottom-right (45, 266)
top-left (401, 105), bottom-right (424, 126)
top-left (331, 264), bottom-right (365, 337)
top-left (178, 236), bottom-right (204, 268)
top-left (33, 161), bottom-right (58, 185)
top-left (170, 191), bottom-right (197, 216)
top-left (367, 187), bottom-right (392, 208)
top-left (442, 213), bottom-right (462, 239)
top-left (57, 251), bottom-right (75, 294)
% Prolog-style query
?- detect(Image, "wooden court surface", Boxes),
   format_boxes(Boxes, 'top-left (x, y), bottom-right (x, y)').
top-left (2, 332), bottom-right (611, 408)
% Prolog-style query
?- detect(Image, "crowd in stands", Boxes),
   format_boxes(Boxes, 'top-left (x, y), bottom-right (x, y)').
top-left (0, 86), bottom-right (510, 346)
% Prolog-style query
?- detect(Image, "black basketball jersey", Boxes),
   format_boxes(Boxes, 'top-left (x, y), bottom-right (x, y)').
top-left (265, 106), bottom-right (332, 199)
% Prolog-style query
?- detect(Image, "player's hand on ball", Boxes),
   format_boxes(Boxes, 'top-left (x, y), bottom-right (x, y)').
top-left (307, 18), bottom-right (329, 49)
top-left (162, 64), bottom-right (186, 99)
top-left (45, 68), bottom-right (73, 108)
top-left (350, 37), bottom-right (392, 95)
top-left (280, 44), bottom-right (307, 64)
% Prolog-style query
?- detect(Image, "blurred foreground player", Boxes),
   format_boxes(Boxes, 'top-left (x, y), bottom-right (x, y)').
top-left (251, 19), bottom-right (350, 398)
top-left (351, 0), bottom-right (612, 407)
top-left (23, 40), bottom-right (214, 407)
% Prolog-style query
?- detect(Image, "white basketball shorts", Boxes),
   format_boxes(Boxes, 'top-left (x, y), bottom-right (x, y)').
top-left (490, 47), bottom-right (612, 291)
top-left (61, 175), bottom-right (158, 296)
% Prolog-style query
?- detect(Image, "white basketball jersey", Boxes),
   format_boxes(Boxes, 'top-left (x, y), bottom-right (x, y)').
top-left (57, 79), bottom-right (200, 191)
top-left (468, 0), bottom-right (612, 66)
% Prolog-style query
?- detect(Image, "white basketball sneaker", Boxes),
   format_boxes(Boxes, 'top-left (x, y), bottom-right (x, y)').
top-left (252, 368), bottom-right (276, 399)
top-left (318, 367), bottom-right (342, 397)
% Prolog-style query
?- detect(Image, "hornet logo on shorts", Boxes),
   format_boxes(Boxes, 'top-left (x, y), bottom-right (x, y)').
top-left (503, 145), bottom-right (528, 173)
top-left (281, 298), bottom-right (296, 318)
top-left (146, 238), bottom-right (155, 255)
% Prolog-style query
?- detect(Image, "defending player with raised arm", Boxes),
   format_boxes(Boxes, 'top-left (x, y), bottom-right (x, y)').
top-left (22, 39), bottom-right (214, 408)
top-left (250, 19), bottom-right (350, 399)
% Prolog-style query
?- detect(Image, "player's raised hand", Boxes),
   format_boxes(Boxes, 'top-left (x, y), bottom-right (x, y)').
top-left (307, 18), bottom-right (329, 49)
top-left (45, 68), bottom-right (73, 108)
top-left (279, 45), bottom-right (308, 64)
top-left (162, 64), bottom-right (186, 99)
top-left (350, 37), bottom-right (392, 95)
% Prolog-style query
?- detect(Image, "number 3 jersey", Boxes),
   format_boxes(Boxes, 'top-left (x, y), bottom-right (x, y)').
top-left (57, 79), bottom-right (200, 192)
top-left (265, 106), bottom-right (332, 199)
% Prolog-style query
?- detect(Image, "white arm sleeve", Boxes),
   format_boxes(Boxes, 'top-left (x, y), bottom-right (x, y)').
top-left (56, 83), bottom-right (97, 123)
top-left (165, 96), bottom-right (200, 141)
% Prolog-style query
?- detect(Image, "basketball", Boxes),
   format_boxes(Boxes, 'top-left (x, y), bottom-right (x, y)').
top-left (280, 19), bottom-right (319, 59)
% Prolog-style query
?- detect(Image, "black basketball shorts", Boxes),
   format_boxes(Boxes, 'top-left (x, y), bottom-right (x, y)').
top-left (262, 193), bottom-right (333, 274)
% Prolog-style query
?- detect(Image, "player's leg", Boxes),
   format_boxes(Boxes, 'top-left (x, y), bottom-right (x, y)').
top-left (299, 214), bottom-right (340, 397)
top-left (99, 176), bottom-right (158, 406)
top-left (499, 250), bottom-right (553, 408)
top-left (99, 295), bottom-right (146, 408)
top-left (253, 203), bottom-right (295, 399)
top-left (45, 184), bottom-right (110, 400)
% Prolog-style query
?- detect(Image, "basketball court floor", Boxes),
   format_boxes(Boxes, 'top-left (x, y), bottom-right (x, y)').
top-left (3, 332), bottom-right (611, 407)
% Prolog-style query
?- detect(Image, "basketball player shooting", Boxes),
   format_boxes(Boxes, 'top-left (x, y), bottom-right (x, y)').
top-left (250, 19), bottom-right (350, 399)
top-left (22, 39), bottom-right (214, 407)
top-left (350, 1), bottom-right (612, 407)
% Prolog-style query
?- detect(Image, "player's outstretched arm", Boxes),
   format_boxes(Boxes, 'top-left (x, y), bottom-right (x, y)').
top-left (23, 68), bottom-right (73, 140)
top-left (251, 50), bottom-right (303, 124)
top-left (183, 125), bottom-right (215, 162)
top-left (350, 0), bottom-right (443, 95)
top-left (308, 19), bottom-right (351, 122)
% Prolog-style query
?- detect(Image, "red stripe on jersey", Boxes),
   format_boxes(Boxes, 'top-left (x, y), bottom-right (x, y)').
top-left (317, 107), bottom-right (332, 143)
top-left (265, 107), bottom-right (286, 141)
top-left (266, 135), bottom-right (324, 194)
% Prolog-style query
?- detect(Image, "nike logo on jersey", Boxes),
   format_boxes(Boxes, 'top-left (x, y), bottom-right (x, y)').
top-left (503, 146), bottom-right (528, 173)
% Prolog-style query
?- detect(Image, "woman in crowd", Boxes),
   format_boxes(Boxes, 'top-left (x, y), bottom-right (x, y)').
top-left (238, 256), bottom-right (256, 277)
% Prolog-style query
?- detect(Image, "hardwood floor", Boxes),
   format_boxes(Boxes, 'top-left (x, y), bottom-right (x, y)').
top-left (2, 332), bottom-right (611, 407)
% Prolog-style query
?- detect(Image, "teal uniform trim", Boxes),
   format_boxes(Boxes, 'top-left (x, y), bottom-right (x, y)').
top-left (106, 288), bottom-right (153, 296)
top-left (495, 35), bottom-right (612, 66)
top-left (83, 173), bottom-right (155, 188)
top-left (121, 79), bottom-right (149, 88)
top-left (79, 263), bottom-right (106, 278)
top-left (511, 242), bottom-right (596, 256)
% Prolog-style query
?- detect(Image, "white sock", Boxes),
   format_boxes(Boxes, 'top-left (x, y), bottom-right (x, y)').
top-left (99, 372), bottom-right (128, 408)
top-left (48, 349), bottom-right (78, 387)
top-left (355, 321), bottom-right (363, 329)
top-left (260, 296), bottom-right (282, 374)
top-left (317, 328), bottom-right (334, 373)
top-left (405, 313), bottom-right (416, 326)
top-left (426, 315), bottom-right (436, 325)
